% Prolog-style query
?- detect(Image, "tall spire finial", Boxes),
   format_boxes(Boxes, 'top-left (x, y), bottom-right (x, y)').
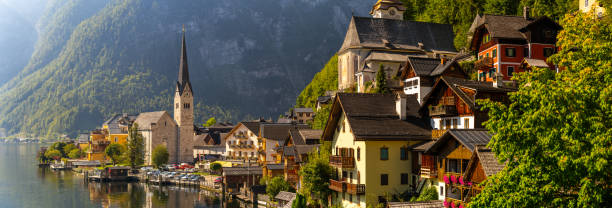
top-left (177, 24), bottom-right (191, 94)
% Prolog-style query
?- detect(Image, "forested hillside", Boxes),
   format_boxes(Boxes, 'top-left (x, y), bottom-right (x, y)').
top-left (0, 0), bottom-right (372, 138)
top-left (294, 54), bottom-right (338, 108)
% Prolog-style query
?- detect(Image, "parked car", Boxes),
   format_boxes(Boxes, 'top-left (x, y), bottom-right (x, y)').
top-left (190, 175), bottom-right (200, 182)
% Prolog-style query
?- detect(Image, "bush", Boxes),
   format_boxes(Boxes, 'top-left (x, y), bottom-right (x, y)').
top-left (210, 162), bottom-right (222, 173)
top-left (152, 145), bottom-right (169, 168)
top-left (412, 186), bottom-right (438, 202)
top-left (266, 176), bottom-right (295, 200)
top-left (45, 149), bottom-right (62, 161)
top-left (68, 148), bottom-right (83, 159)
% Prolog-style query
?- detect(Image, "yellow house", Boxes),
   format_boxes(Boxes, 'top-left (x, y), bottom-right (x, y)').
top-left (322, 93), bottom-right (431, 207)
top-left (87, 129), bottom-right (109, 161)
top-left (102, 114), bottom-right (137, 145)
top-left (257, 123), bottom-right (309, 178)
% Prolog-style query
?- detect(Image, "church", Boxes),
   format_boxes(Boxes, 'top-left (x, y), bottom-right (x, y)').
top-left (135, 28), bottom-right (196, 165)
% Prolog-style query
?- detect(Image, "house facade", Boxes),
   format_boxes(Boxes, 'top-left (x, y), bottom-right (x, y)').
top-left (580, 0), bottom-right (606, 17)
top-left (337, 0), bottom-right (457, 92)
top-left (322, 93), bottom-right (431, 207)
top-left (224, 122), bottom-right (262, 161)
top-left (399, 56), bottom-right (468, 104)
top-left (469, 8), bottom-right (562, 82)
top-left (102, 114), bottom-right (137, 145)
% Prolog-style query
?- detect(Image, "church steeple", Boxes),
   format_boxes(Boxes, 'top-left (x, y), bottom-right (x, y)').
top-left (177, 25), bottom-right (192, 95)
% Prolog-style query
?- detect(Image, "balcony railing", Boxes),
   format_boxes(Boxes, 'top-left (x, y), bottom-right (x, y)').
top-left (441, 96), bottom-right (455, 105)
top-left (346, 183), bottom-right (366, 195)
top-left (429, 105), bottom-right (457, 117)
top-left (420, 167), bottom-right (437, 179)
top-left (432, 129), bottom-right (448, 139)
top-left (475, 57), bottom-right (494, 70)
top-left (329, 155), bottom-right (355, 169)
top-left (329, 179), bottom-right (346, 192)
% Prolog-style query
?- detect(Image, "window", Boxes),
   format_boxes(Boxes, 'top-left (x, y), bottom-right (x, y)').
top-left (486, 52), bottom-right (490, 58)
top-left (524, 47), bottom-right (529, 58)
top-left (440, 186), bottom-right (444, 196)
top-left (380, 147), bottom-right (389, 160)
top-left (381, 174), bottom-right (388, 185)
top-left (508, 66), bottom-right (515, 77)
top-left (184, 103), bottom-right (190, 109)
top-left (506, 48), bottom-right (516, 57)
top-left (585, 0), bottom-right (589, 7)
top-left (544, 48), bottom-right (555, 57)
top-left (478, 55), bottom-right (483, 60)
top-left (401, 173), bottom-right (409, 184)
top-left (114, 137), bottom-right (118, 142)
top-left (175, 103), bottom-right (178, 109)
top-left (357, 147), bottom-right (361, 161)
top-left (400, 147), bottom-right (408, 160)
top-left (349, 194), bottom-right (353, 203)
top-left (492, 49), bottom-right (497, 58)
top-left (453, 119), bottom-right (458, 129)
top-left (464, 118), bottom-right (470, 129)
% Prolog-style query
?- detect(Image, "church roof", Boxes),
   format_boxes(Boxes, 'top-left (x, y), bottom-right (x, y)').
top-left (177, 28), bottom-right (192, 95)
top-left (339, 16), bottom-right (457, 53)
top-left (134, 111), bottom-right (173, 130)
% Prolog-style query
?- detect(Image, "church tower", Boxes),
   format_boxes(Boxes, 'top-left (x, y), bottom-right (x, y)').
top-left (174, 26), bottom-right (195, 163)
top-left (370, 0), bottom-right (406, 20)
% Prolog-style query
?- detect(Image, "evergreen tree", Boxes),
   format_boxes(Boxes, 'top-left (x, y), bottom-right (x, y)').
top-left (292, 193), bottom-right (307, 208)
top-left (127, 123), bottom-right (144, 168)
top-left (375, 64), bottom-right (390, 94)
top-left (470, 12), bottom-right (612, 207)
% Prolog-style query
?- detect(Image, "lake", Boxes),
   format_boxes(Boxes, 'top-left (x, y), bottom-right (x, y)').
top-left (0, 143), bottom-right (243, 208)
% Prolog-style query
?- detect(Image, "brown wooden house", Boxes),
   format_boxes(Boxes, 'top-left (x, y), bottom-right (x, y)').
top-left (462, 145), bottom-right (505, 202)
top-left (398, 56), bottom-right (469, 104)
top-left (421, 129), bottom-right (492, 206)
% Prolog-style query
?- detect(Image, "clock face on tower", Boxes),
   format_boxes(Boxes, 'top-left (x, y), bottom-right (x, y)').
top-left (389, 8), bottom-right (396, 16)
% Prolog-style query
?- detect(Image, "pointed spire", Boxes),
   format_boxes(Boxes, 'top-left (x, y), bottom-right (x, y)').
top-left (177, 25), bottom-right (191, 94)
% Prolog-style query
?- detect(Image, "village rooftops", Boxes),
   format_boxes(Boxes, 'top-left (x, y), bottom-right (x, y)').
top-left (424, 129), bottom-right (492, 154)
top-left (469, 13), bottom-right (562, 50)
top-left (260, 123), bottom-right (309, 141)
top-left (288, 129), bottom-right (322, 145)
top-left (222, 166), bottom-right (263, 176)
top-left (339, 16), bottom-right (457, 54)
top-left (323, 93), bottom-right (431, 141)
top-left (464, 145), bottom-right (506, 180)
top-left (275, 191), bottom-right (297, 207)
top-left (422, 76), bottom-right (516, 109)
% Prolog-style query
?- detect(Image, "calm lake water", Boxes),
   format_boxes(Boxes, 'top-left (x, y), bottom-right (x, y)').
top-left (0, 143), bottom-right (243, 208)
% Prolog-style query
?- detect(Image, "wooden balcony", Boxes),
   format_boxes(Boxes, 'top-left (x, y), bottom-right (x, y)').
top-left (432, 129), bottom-right (448, 139)
top-left (429, 105), bottom-right (457, 117)
top-left (346, 183), bottom-right (366, 195)
top-left (475, 57), bottom-right (494, 70)
top-left (441, 96), bottom-right (455, 105)
top-left (329, 179), bottom-right (346, 192)
top-left (329, 155), bottom-right (355, 169)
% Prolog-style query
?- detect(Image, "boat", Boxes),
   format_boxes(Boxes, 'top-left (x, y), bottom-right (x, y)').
top-left (50, 161), bottom-right (70, 170)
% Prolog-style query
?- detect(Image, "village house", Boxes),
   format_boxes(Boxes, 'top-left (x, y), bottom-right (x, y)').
top-left (338, 0), bottom-right (457, 92)
top-left (192, 122), bottom-right (233, 161)
top-left (462, 145), bottom-right (506, 203)
top-left (398, 56), bottom-right (469, 104)
top-left (102, 113), bottom-right (137, 145)
top-left (580, 0), bottom-right (606, 17)
top-left (279, 128), bottom-right (322, 189)
top-left (469, 7), bottom-right (562, 82)
top-left (224, 121), bottom-right (264, 161)
top-left (421, 129), bottom-right (495, 207)
top-left (322, 93), bottom-right (431, 207)
top-left (86, 129), bottom-right (109, 161)
top-left (258, 123), bottom-right (309, 178)
top-left (134, 111), bottom-right (178, 165)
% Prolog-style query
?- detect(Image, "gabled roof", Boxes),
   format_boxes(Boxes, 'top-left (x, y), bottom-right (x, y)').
top-left (522, 58), bottom-right (550, 68)
top-left (422, 76), bottom-right (515, 109)
top-left (223, 166), bottom-right (263, 176)
top-left (406, 57), bottom-right (441, 76)
top-left (261, 123), bottom-right (309, 141)
top-left (425, 129), bottom-right (492, 154)
top-left (294, 108), bottom-right (314, 113)
top-left (340, 16), bottom-right (457, 53)
top-left (266, 163), bottom-right (285, 170)
top-left (322, 93), bottom-right (431, 141)
top-left (364, 51), bottom-right (412, 63)
top-left (275, 191), bottom-right (297, 203)
top-left (135, 111), bottom-right (173, 130)
top-left (288, 129), bottom-right (322, 145)
top-left (464, 145), bottom-right (506, 180)
top-left (242, 121), bottom-right (264, 135)
top-left (469, 14), bottom-right (533, 40)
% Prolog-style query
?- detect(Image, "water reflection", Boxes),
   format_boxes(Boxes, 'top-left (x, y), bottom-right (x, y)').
top-left (0, 143), bottom-right (246, 208)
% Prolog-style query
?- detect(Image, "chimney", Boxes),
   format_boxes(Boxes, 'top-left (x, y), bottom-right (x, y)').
top-left (396, 94), bottom-right (407, 120)
top-left (493, 72), bottom-right (504, 88)
top-left (523, 6), bottom-right (530, 19)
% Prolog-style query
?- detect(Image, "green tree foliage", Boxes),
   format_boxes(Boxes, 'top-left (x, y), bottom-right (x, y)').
top-left (374, 64), bottom-right (390, 94)
top-left (152, 145), bottom-right (169, 168)
top-left (45, 149), bottom-right (62, 161)
top-left (50, 142), bottom-right (67, 157)
top-left (38, 149), bottom-right (50, 163)
top-left (295, 54), bottom-right (338, 108)
top-left (127, 123), bottom-right (144, 168)
top-left (299, 142), bottom-right (333, 206)
top-left (63, 143), bottom-right (77, 157)
top-left (209, 162), bottom-right (222, 173)
top-left (411, 186), bottom-right (438, 202)
top-left (470, 12), bottom-right (612, 207)
top-left (266, 176), bottom-right (295, 201)
top-left (291, 193), bottom-right (307, 208)
top-left (68, 148), bottom-right (83, 159)
top-left (401, 0), bottom-right (577, 49)
top-left (105, 143), bottom-right (125, 165)
top-left (311, 105), bottom-right (331, 130)
top-left (203, 117), bottom-right (217, 127)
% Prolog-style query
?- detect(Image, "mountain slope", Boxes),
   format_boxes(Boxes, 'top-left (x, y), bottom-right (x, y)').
top-left (0, 0), bottom-right (371, 137)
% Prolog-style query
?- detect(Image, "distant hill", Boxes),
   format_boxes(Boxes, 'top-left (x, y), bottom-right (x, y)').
top-left (0, 0), bottom-right (372, 137)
